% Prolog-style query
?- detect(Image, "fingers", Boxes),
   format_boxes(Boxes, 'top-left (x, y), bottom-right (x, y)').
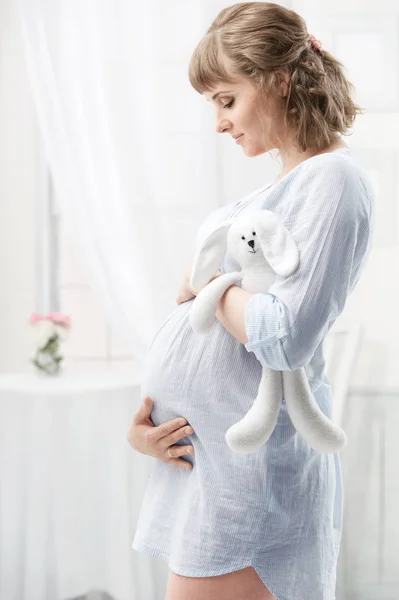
top-left (162, 424), bottom-right (194, 447)
top-left (176, 269), bottom-right (196, 305)
top-left (176, 291), bottom-right (195, 305)
top-left (167, 445), bottom-right (195, 458)
top-left (159, 424), bottom-right (195, 472)
top-left (144, 419), bottom-right (190, 448)
top-left (133, 396), bottom-right (153, 424)
top-left (136, 396), bottom-right (191, 442)
top-left (161, 425), bottom-right (195, 473)
top-left (166, 444), bottom-right (194, 471)
top-left (176, 271), bottom-right (222, 304)
top-left (134, 397), bottom-right (195, 471)
top-left (156, 419), bottom-right (189, 441)
top-left (168, 457), bottom-right (193, 471)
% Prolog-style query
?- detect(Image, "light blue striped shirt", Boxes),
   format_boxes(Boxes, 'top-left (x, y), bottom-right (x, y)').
top-left (132, 148), bottom-right (374, 600)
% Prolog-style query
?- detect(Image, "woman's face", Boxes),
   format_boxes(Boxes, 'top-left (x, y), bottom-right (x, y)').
top-left (204, 74), bottom-right (286, 157)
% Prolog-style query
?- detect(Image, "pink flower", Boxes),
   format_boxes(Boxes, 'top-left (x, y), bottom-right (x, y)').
top-left (29, 312), bottom-right (71, 328)
top-left (47, 313), bottom-right (71, 327)
top-left (29, 313), bottom-right (45, 324)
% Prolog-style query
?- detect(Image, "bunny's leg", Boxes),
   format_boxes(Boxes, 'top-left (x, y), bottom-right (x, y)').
top-left (282, 369), bottom-right (347, 453)
top-left (225, 368), bottom-right (283, 454)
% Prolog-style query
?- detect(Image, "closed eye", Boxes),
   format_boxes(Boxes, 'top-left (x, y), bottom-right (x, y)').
top-left (222, 100), bottom-right (234, 109)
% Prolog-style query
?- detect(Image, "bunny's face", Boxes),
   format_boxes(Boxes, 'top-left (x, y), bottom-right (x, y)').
top-left (190, 209), bottom-right (299, 293)
top-left (227, 215), bottom-right (268, 269)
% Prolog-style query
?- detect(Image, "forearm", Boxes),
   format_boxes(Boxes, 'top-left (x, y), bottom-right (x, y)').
top-left (215, 284), bottom-right (255, 345)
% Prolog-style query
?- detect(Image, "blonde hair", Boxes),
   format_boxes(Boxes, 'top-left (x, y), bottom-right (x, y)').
top-left (188, 2), bottom-right (363, 152)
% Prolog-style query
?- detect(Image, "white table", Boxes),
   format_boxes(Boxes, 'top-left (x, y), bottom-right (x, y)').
top-left (0, 370), bottom-right (168, 600)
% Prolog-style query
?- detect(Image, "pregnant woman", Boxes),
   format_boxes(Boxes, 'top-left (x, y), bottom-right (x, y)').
top-left (127, 3), bottom-right (375, 599)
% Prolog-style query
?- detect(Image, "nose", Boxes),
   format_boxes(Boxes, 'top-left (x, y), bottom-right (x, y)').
top-left (216, 121), bottom-right (230, 134)
top-left (215, 113), bottom-right (231, 134)
top-left (248, 240), bottom-right (255, 248)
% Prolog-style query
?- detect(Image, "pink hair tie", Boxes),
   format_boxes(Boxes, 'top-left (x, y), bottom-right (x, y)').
top-left (309, 34), bottom-right (323, 53)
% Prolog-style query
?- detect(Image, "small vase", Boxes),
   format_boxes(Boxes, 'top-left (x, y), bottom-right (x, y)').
top-left (31, 335), bottom-right (63, 376)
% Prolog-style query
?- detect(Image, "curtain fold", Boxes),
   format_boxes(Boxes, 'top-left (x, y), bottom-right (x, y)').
top-left (16, 0), bottom-right (219, 364)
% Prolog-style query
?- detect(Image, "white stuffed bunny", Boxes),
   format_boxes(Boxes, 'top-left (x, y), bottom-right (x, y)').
top-left (189, 209), bottom-right (347, 455)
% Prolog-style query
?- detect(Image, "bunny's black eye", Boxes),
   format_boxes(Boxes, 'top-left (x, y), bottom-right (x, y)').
top-left (241, 236), bottom-right (245, 240)
top-left (252, 231), bottom-right (256, 236)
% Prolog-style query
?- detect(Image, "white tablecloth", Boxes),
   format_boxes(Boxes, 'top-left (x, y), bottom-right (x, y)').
top-left (0, 370), bottom-right (169, 600)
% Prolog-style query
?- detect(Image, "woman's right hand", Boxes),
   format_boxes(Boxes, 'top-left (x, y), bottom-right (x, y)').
top-left (176, 266), bottom-right (222, 305)
top-left (126, 396), bottom-right (194, 471)
top-left (176, 266), bottom-right (196, 305)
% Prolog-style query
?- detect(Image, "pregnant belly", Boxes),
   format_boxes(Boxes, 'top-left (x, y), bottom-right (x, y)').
top-left (141, 299), bottom-right (299, 488)
top-left (141, 299), bottom-right (254, 431)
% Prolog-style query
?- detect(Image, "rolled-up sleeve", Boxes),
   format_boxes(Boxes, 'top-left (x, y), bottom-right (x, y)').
top-left (245, 293), bottom-right (293, 370)
top-left (244, 156), bottom-right (373, 371)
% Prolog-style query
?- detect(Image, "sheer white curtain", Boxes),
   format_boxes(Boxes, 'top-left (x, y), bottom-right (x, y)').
top-left (16, 0), bottom-right (220, 365)
top-left (11, 2), bottom-right (230, 598)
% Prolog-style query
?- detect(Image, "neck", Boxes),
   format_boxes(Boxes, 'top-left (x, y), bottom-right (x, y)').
top-left (273, 136), bottom-right (348, 185)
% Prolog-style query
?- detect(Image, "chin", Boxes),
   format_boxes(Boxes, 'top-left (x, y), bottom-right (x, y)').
top-left (242, 140), bottom-right (274, 157)
top-left (245, 146), bottom-right (269, 157)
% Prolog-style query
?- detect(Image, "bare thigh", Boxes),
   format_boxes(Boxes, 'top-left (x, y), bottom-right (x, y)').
top-left (164, 566), bottom-right (277, 600)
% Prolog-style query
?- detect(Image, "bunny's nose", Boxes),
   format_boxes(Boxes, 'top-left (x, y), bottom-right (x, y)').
top-left (248, 240), bottom-right (255, 249)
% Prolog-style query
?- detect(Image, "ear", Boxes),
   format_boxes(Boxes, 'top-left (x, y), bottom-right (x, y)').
top-left (190, 222), bottom-right (232, 292)
top-left (256, 210), bottom-right (299, 276)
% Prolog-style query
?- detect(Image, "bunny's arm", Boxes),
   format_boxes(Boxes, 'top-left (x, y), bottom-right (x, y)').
top-left (189, 272), bottom-right (242, 334)
top-left (244, 158), bottom-right (373, 371)
top-left (215, 284), bottom-right (254, 345)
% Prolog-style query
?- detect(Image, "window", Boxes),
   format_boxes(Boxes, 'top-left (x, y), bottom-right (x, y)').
top-left (41, 169), bottom-right (136, 374)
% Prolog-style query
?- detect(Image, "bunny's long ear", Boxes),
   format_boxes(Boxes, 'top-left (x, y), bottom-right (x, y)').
top-left (256, 210), bottom-right (299, 277)
top-left (190, 222), bottom-right (232, 293)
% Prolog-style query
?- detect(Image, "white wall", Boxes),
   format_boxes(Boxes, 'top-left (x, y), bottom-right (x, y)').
top-left (0, 0), bottom-right (39, 372)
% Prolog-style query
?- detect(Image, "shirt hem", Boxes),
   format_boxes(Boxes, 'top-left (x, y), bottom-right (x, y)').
top-left (132, 540), bottom-right (337, 600)
top-left (132, 540), bottom-right (253, 578)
